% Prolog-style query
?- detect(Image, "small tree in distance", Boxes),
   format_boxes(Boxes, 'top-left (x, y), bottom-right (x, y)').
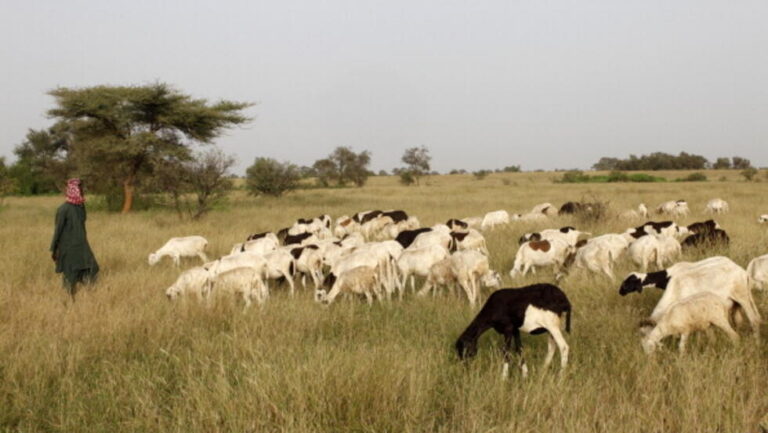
top-left (401, 146), bottom-right (431, 185)
top-left (712, 157), bottom-right (731, 169)
top-left (246, 157), bottom-right (300, 197)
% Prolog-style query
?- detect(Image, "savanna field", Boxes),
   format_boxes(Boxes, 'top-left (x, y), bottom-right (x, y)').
top-left (1, 171), bottom-right (767, 433)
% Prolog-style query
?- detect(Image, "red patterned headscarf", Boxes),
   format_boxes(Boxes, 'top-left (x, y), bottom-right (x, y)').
top-left (65, 178), bottom-right (85, 205)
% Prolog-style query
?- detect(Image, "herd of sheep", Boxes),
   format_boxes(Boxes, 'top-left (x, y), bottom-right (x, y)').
top-left (150, 198), bottom-right (768, 378)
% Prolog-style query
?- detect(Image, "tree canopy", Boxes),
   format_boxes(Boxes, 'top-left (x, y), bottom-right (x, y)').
top-left (400, 146), bottom-right (431, 185)
top-left (46, 83), bottom-right (251, 212)
top-left (312, 147), bottom-right (371, 187)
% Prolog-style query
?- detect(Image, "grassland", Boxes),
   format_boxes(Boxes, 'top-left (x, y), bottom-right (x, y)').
top-left (1, 171), bottom-right (767, 432)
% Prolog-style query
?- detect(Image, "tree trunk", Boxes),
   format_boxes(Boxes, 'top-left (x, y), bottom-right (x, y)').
top-left (121, 177), bottom-right (135, 213)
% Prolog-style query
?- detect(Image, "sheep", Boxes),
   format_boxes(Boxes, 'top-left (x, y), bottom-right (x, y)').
top-left (480, 210), bottom-right (510, 230)
top-left (509, 238), bottom-right (574, 280)
top-left (760, 214), bottom-right (768, 223)
top-left (382, 216), bottom-right (421, 239)
top-left (409, 229), bottom-right (452, 250)
top-left (395, 228), bottom-right (432, 248)
top-left (686, 219), bottom-right (720, 235)
top-left (319, 266), bottom-right (380, 305)
top-left (449, 229), bottom-right (489, 255)
top-left (333, 215), bottom-right (360, 238)
top-left (627, 234), bottom-right (681, 271)
top-left (417, 258), bottom-right (458, 298)
top-left (165, 266), bottom-right (211, 301)
top-left (519, 227), bottom-right (589, 247)
top-left (290, 245), bottom-right (324, 289)
top-left (569, 233), bottom-right (632, 280)
top-left (462, 216), bottom-right (483, 229)
top-left (455, 284), bottom-right (571, 379)
top-left (618, 256), bottom-right (761, 334)
top-left (396, 244), bottom-right (450, 296)
top-left (206, 266), bottom-right (267, 307)
top-left (531, 202), bottom-right (558, 216)
top-left (322, 249), bottom-right (393, 300)
top-left (681, 229), bottom-right (730, 250)
top-left (620, 203), bottom-right (649, 220)
top-left (656, 200), bottom-right (690, 218)
top-left (361, 215), bottom-right (395, 240)
top-left (148, 236), bottom-right (209, 266)
top-left (283, 232), bottom-right (319, 246)
top-left (446, 218), bottom-right (469, 231)
top-left (449, 250), bottom-right (502, 306)
top-left (236, 235), bottom-right (279, 255)
top-left (632, 221), bottom-right (687, 239)
top-left (639, 292), bottom-right (739, 354)
top-left (262, 249), bottom-right (297, 295)
top-left (747, 254), bottom-right (768, 290)
top-left (704, 198), bottom-right (729, 214)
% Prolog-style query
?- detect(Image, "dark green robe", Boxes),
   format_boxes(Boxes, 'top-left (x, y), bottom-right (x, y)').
top-left (50, 202), bottom-right (99, 288)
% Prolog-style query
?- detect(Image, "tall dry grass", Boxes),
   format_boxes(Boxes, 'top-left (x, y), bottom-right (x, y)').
top-left (1, 171), bottom-right (767, 432)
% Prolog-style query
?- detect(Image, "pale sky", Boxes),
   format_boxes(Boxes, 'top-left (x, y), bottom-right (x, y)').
top-left (2, 0), bottom-right (767, 173)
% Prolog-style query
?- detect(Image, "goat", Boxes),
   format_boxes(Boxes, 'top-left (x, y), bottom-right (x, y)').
top-left (455, 284), bottom-right (571, 378)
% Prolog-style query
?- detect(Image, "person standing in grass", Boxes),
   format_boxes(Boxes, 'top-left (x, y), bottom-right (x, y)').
top-left (50, 178), bottom-right (99, 299)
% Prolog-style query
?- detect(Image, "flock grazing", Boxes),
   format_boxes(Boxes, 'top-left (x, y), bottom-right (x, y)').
top-left (152, 197), bottom-right (766, 378)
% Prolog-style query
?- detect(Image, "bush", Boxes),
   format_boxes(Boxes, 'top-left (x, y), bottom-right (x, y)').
top-left (473, 170), bottom-right (491, 180)
top-left (741, 167), bottom-right (758, 181)
top-left (557, 170), bottom-right (665, 183)
top-left (245, 158), bottom-right (300, 197)
top-left (676, 172), bottom-right (708, 182)
top-left (399, 170), bottom-right (416, 186)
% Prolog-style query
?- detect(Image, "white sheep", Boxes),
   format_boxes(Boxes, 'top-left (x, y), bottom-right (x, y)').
top-left (449, 229), bottom-right (489, 255)
top-left (747, 254), bottom-right (768, 291)
top-left (530, 202), bottom-right (558, 216)
top-left (319, 265), bottom-right (380, 305)
top-left (480, 210), bottom-right (510, 230)
top-left (165, 267), bottom-right (211, 300)
top-left (207, 266), bottom-right (267, 307)
top-left (236, 235), bottom-right (279, 256)
top-left (570, 233), bottom-right (632, 280)
top-left (759, 214), bottom-right (768, 223)
top-left (149, 236), bottom-right (209, 266)
top-left (450, 250), bottom-right (502, 306)
top-left (705, 198), bottom-right (729, 214)
top-left (656, 200), bottom-right (689, 218)
top-left (396, 244), bottom-right (450, 296)
top-left (640, 292), bottom-right (739, 354)
top-left (628, 234), bottom-right (680, 271)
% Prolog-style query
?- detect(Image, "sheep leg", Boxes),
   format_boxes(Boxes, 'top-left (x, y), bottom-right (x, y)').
top-left (543, 334), bottom-right (556, 368)
top-left (712, 316), bottom-right (740, 343)
top-left (409, 275), bottom-right (415, 294)
top-left (513, 329), bottom-right (528, 378)
top-left (284, 271), bottom-right (296, 296)
top-left (501, 331), bottom-right (520, 379)
top-left (549, 326), bottom-right (569, 369)
top-left (365, 291), bottom-right (373, 306)
top-left (173, 255), bottom-right (181, 267)
top-left (417, 279), bottom-right (433, 297)
top-left (678, 333), bottom-right (688, 353)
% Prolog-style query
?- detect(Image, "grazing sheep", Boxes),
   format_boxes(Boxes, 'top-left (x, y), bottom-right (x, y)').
top-left (165, 266), bottom-right (211, 300)
top-left (639, 292), bottom-right (739, 354)
top-left (319, 265), bottom-right (380, 305)
top-left (618, 256), bottom-right (761, 334)
top-left (686, 219), bottom-right (720, 235)
top-left (509, 238), bottom-right (574, 280)
top-left (455, 284), bottom-right (571, 378)
top-left (283, 232), bottom-right (319, 246)
top-left (627, 234), bottom-right (681, 271)
top-left (620, 203), bottom-right (649, 220)
top-left (705, 198), bottom-right (729, 214)
top-left (236, 235), bottom-right (279, 255)
top-left (519, 227), bottom-right (589, 247)
top-left (396, 244), bottom-right (450, 296)
top-left (759, 214), bottom-right (768, 223)
top-left (395, 228), bottom-right (432, 249)
top-left (747, 254), bottom-right (768, 290)
top-left (148, 236), bottom-right (209, 266)
top-left (681, 229), bottom-right (730, 250)
top-left (446, 218), bottom-right (469, 231)
top-left (291, 245), bottom-right (324, 289)
top-left (531, 202), bottom-right (558, 216)
top-left (656, 200), bottom-right (689, 218)
top-left (409, 229), bottom-right (452, 250)
top-left (449, 250), bottom-right (502, 306)
top-left (449, 229), bottom-right (489, 255)
top-left (570, 233), bottom-right (632, 280)
top-left (480, 210), bottom-right (510, 230)
top-left (207, 266), bottom-right (267, 307)
top-left (262, 249), bottom-right (297, 295)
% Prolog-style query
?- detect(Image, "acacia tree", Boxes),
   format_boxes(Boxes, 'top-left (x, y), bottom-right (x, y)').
top-left (401, 146), bottom-right (431, 185)
top-left (10, 125), bottom-right (73, 195)
top-left (47, 83), bottom-right (251, 213)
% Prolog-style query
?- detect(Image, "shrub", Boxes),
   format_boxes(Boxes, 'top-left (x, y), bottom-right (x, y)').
top-left (245, 158), bottom-right (300, 197)
top-left (741, 167), bottom-right (758, 181)
top-left (399, 170), bottom-right (416, 186)
top-left (473, 170), bottom-right (491, 180)
top-left (676, 172), bottom-right (707, 182)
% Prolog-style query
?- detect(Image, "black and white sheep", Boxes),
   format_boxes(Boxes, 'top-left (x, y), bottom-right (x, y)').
top-left (455, 284), bottom-right (571, 378)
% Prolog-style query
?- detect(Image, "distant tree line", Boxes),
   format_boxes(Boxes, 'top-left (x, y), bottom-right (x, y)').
top-left (592, 152), bottom-right (753, 171)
